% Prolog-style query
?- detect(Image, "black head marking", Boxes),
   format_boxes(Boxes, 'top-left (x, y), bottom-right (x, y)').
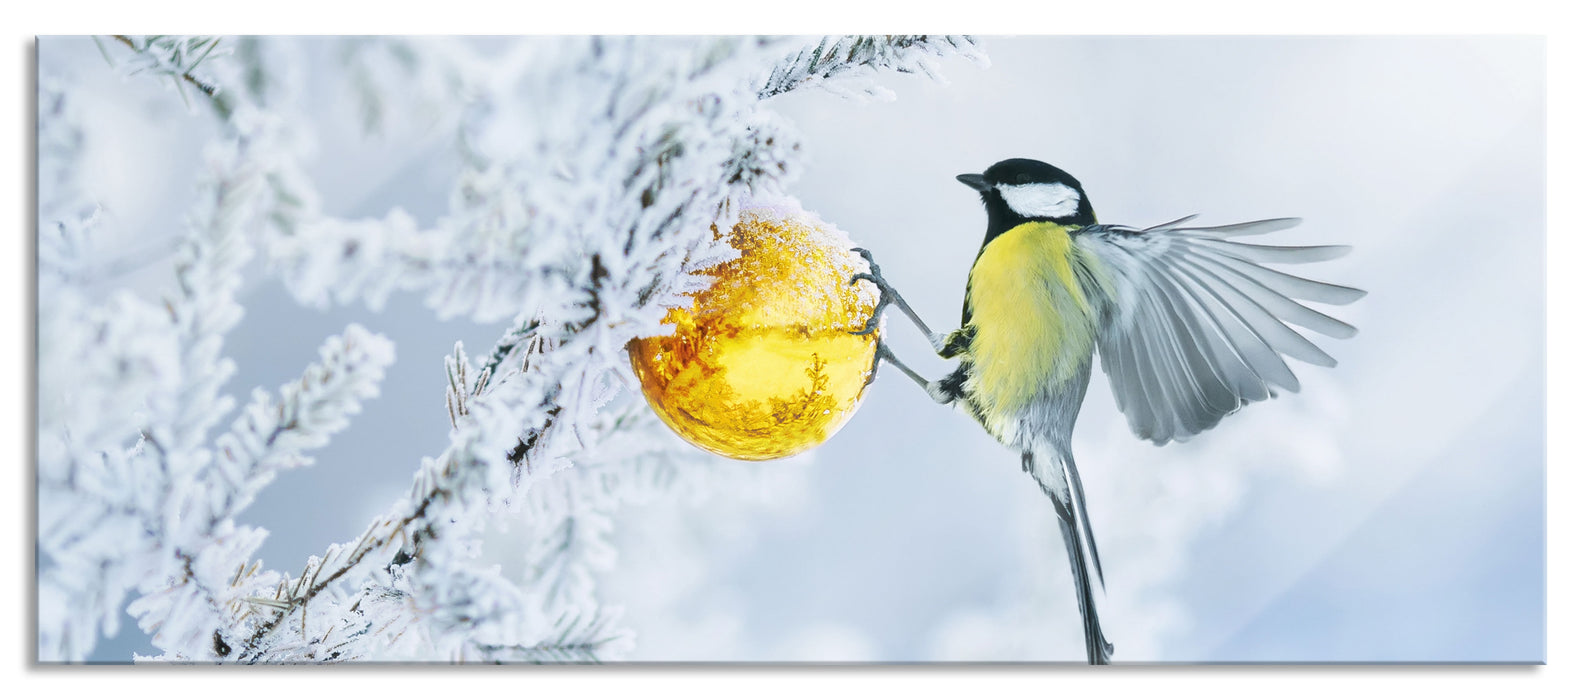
top-left (958, 158), bottom-right (1096, 237)
top-left (981, 158), bottom-right (1084, 191)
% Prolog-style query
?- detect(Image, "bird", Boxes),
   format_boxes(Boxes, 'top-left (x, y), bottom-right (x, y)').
top-left (849, 157), bottom-right (1364, 664)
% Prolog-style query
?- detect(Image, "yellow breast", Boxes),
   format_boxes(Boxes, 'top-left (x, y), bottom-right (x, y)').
top-left (964, 222), bottom-right (1096, 424)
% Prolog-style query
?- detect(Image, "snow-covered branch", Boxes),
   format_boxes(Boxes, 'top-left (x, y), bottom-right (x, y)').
top-left (38, 45), bottom-right (393, 661)
top-left (759, 35), bottom-right (988, 100)
top-left (36, 80), bottom-right (100, 286)
top-left (37, 34), bottom-right (985, 663)
top-left (97, 35), bottom-right (228, 109)
top-left (37, 127), bottom-right (395, 661)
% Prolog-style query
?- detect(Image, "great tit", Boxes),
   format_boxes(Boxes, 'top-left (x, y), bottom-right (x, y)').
top-left (851, 158), bottom-right (1364, 664)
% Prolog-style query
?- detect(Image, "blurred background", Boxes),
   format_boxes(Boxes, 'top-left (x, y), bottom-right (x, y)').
top-left (40, 35), bottom-right (1543, 663)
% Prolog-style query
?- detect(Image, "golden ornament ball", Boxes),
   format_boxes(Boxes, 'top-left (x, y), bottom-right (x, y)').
top-left (628, 200), bottom-right (880, 461)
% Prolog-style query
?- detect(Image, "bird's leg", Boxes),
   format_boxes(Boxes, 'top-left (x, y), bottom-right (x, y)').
top-left (849, 247), bottom-right (950, 353)
top-left (863, 344), bottom-right (947, 402)
top-left (848, 248), bottom-right (956, 402)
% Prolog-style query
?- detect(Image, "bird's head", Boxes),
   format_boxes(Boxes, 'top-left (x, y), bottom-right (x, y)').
top-left (957, 158), bottom-right (1096, 230)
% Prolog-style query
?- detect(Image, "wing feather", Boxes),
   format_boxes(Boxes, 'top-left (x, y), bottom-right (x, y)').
top-left (1193, 239), bottom-right (1353, 264)
top-left (1158, 258), bottom-right (1304, 391)
top-left (1075, 218), bottom-right (1363, 445)
top-left (1173, 216), bottom-right (1303, 238)
top-left (1133, 263), bottom-right (1219, 415)
top-left (1192, 250), bottom-right (1367, 306)
top-left (1175, 257), bottom-right (1337, 368)
top-left (1184, 251), bottom-right (1359, 338)
top-left (1136, 263), bottom-right (1241, 414)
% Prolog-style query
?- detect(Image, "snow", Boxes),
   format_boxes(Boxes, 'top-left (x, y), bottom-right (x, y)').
top-left (36, 34), bottom-right (984, 663)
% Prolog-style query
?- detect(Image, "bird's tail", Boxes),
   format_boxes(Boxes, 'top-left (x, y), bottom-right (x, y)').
top-left (1024, 448), bottom-right (1113, 665)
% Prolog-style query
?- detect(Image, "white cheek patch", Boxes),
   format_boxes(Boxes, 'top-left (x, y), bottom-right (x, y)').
top-left (999, 182), bottom-right (1081, 219)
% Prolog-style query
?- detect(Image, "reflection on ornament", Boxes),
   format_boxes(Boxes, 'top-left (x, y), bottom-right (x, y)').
top-left (629, 200), bottom-right (880, 460)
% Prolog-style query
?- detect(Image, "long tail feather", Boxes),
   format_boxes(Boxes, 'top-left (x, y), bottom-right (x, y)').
top-left (1065, 454), bottom-right (1106, 589)
top-left (1056, 516), bottom-right (1112, 665)
top-left (1025, 449), bottom-right (1113, 664)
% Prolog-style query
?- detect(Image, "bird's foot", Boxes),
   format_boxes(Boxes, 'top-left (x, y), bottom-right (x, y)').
top-left (849, 247), bottom-right (894, 336)
top-left (862, 341), bottom-right (894, 387)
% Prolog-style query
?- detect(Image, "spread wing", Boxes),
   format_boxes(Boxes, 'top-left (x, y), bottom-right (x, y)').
top-left (1072, 217), bottom-right (1365, 445)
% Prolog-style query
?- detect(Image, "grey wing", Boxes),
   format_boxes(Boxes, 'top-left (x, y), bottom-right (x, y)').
top-left (1072, 217), bottom-right (1365, 445)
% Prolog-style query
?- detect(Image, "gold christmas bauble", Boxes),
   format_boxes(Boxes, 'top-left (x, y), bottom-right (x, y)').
top-left (628, 200), bottom-right (879, 460)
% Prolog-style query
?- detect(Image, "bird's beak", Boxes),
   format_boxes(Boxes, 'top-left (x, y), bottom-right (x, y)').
top-left (956, 173), bottom-right (992, 192)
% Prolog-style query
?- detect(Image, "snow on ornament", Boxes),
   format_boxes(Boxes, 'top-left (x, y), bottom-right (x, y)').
top-left (628, 199), bottom-right (881, 460)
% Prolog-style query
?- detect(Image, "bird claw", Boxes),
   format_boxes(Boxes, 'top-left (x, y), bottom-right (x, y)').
top-left (851, 305), bottom-right (886, 336)
top-left (862, 342), bottom-right (895, 387)
top-left (851, 246), bottom-right (878, 270)
top-left (848, 248), bottom-right (893, 337)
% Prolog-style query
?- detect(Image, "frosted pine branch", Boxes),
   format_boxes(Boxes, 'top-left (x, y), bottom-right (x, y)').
top-left (95, 35), bottom-right (322, 237)
top-left (98, 35), bottom-right (229, 110)
top-left (38, 128), bottom-right (267, 661)
top-left (231, 320), bottom-right (601, 661)
top-left (339, 36), bottom-right (478, 136)
top-left (37, 79), bottom-right (100, 286)
top-left (476, 611), bottom-right (636, 664)
top-left (269, 210), bottom-right (441, 312)
top-left (265, 37), bottom-right (797, 325)
top-left (130, 320), bottom-right (396, 660)
top-left (38, 54), bottom-right (393, 661)
top-left (38, 35), bottom-right (987, 663)
top-left (759, 35), bottom-right (988, 100)
top-left (206, 325), bottom-right (396, 522)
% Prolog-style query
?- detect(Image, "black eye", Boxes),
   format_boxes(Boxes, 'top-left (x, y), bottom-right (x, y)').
top-left (1015, 173), bottom-right (1032, 184)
